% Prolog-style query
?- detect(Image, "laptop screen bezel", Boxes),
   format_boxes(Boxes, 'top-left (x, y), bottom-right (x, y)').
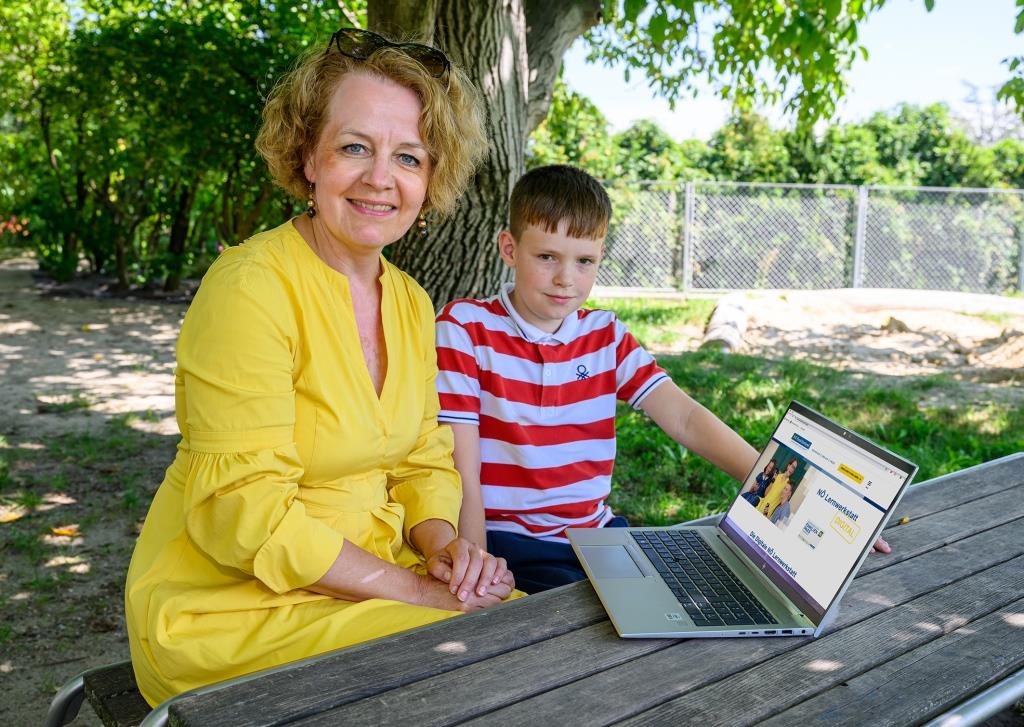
top-left (717, 400), bottom-right (918, 626)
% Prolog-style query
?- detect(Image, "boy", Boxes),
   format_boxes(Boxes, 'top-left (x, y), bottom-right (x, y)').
top-left (435, 165), bottom-right (885, 593)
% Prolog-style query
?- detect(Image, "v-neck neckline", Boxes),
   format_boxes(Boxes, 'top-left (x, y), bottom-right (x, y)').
top-left (287, 220), bottom-right (393, 406)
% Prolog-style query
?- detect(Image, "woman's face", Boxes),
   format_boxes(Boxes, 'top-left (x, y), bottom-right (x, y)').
top-left (304, 72), bottom-right (432, 257)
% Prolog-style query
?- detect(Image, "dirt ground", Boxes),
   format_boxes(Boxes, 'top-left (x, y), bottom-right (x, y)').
top-left (2, 255), bottom-right (1023, 725)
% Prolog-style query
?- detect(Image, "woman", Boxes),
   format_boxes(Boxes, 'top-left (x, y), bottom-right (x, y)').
top-left (740, 459), bottom-right (777, 507)
top-left (761, 459), bottom-right (800, 519)
top-left (125, 29), bottom-right (515, 706)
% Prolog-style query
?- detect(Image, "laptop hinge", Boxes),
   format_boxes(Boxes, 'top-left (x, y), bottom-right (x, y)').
top-left (713, 528), bottom-right (816, 626)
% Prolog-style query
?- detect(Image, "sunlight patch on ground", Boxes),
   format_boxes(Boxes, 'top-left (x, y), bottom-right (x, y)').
top-left (855, 592), bottom-right (897, 608)
top-left (36, 494), bottom-right (77, 513)
top-left (0, 320), bottom-right (42, 334)
top-left (1003, 613), bottom-right (1024, 628)
top-left (45, 555), bottom-right (90, 574)
top-left (957, 404), bottom-right (1009, 436)
top-left (433, 641), bottom-right (468, 655)
top-left (42, 532), bottom-right (84, 547)
top-left (805, 659), bottom-right (843, 672)
top-left (9, 592), bottom-right (31, 601)
top-left (0, 661), bottom-right (13, 673)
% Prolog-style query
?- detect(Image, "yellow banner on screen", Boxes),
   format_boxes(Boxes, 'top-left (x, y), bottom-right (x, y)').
top-left (838, 464), bottom-right (864, 483)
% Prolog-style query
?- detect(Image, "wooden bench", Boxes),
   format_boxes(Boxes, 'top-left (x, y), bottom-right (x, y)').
top-left (45, 660), bottom-right (152, 727)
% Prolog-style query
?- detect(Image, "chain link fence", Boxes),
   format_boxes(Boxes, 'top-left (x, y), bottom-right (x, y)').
top-left (599, 181), bottom-right (1024, 294)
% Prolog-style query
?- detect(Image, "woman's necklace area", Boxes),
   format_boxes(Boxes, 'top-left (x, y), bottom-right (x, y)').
top-left (305, 220), bottom-right (374, 282)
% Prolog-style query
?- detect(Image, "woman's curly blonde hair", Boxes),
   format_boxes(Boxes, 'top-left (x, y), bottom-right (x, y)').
top-left (256, 39), bottom-right (488, 218)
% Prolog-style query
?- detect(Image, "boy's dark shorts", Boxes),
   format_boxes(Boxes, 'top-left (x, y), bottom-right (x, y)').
top-left (486, 516), bottom-right (629, 594)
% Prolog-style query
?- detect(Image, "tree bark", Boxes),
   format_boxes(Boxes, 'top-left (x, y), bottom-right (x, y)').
top-left (163, 183), bottom-right (196, 292)
top-left (368, 0), bottom-right (440, 43)
top-left (373, 0), bottom-right (599, 305)
top-left (386, 0), bottom-right (530, 305)
top-left (524, 0), bottom-right (603, 132)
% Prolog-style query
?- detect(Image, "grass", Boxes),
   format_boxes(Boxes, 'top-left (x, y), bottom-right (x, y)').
top-left (588, 296), bottom-right (718, 348)
top-left (35, 392), bottom-right (92, 415)
top-left (594, 298), bottom-right (1024, 526)
top-left (961, 310), bottom-right (1016, 327)
top-left (3, 528), bottom-right (45, 562)
top-left (50, 414), bottom-right (149, 466)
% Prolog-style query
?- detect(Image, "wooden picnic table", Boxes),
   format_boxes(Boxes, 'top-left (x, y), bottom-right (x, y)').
top-left (164, 453), bottom-right (1024, 726)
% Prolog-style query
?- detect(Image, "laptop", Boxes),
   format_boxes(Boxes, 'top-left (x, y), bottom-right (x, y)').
top-left (568, 401), bottom-right (917, 638)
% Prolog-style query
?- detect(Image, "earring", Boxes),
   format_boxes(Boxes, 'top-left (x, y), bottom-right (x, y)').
top-left (416, 212), bottom-right (428, 237)
top-left (306, 182), bottom-right (317, 218)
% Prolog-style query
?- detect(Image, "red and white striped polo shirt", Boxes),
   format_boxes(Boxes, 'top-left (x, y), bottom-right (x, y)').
top-left (435, 283), bottom-right (669, 541)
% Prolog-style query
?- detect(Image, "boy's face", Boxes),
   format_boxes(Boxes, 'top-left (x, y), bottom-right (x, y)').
top-left (498, 221), bottom-right (604, 333)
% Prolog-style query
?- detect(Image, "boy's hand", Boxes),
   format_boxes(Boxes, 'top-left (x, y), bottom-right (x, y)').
top-left (870, 535), bottom-right (892, 554)
top-left (426, 537), bottom-right (513, 602)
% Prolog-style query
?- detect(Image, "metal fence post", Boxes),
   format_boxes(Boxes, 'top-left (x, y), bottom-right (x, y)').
top-left (852, 186), bottom-right (868, 288)
top-left (1019, 211), bottom-right (1024, 294)
top-left (682, 181), bottom-right (695, 293)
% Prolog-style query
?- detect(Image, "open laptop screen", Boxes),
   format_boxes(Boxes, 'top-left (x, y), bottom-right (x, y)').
top-left (719, 401), bottom-right (916, 623)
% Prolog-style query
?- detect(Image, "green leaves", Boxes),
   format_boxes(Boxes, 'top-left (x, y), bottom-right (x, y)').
top-left (585, 0), bottom-right (907, 130)
top-left (623, 0), bottom-right (648, 23)
top-left (1, 1), bottom-right (367, 288)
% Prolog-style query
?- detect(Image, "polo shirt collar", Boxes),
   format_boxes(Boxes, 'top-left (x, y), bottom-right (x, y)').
top-left (499, 282), bottom-right (580, 344)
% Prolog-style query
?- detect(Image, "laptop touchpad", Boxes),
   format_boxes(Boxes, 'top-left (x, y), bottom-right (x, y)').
top-left (579, 545), bottom-right (645, 579)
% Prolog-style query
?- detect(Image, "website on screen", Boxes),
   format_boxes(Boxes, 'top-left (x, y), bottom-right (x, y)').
top-left (721, 407), bottom-right (911, 619)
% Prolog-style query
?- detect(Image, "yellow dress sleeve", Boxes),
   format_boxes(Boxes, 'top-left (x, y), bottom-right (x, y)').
top-left (386, 280), bottom-right (462, 542)
top-left (178, 252), bottom-right (343, 594)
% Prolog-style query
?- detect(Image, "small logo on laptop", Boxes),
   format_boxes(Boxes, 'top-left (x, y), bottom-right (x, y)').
top-left (665, 612), bottom-right (683, 621)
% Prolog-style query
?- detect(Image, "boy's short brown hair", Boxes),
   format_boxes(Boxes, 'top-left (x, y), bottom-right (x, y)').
top-left (508, 165), bottom-right (611, 240)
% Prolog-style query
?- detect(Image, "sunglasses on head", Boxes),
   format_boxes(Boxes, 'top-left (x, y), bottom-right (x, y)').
top-left (326, 28), bottom-right (451, 88)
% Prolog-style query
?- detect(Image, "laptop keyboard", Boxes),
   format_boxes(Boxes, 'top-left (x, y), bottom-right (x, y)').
top-left (631, 530), bottom-right (778, 627)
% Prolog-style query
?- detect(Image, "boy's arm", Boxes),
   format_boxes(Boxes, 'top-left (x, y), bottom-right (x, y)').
top-left (639, 381), bottom-right (758, 482)
top-left (450, 423), bottom-right (487, 548)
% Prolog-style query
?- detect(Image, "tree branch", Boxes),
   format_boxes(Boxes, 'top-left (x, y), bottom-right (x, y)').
top-left (524, 0), bottom-right (603, 133)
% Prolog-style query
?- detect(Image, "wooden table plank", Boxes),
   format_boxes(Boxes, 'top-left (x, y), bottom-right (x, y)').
top-left (170, 584), bottom-right (607, 726)
top-left (759, 599), bottom-right (1024, 726)
top-left (859, 486), bottom-right (1024, 576)
top-left (617, 557), bottom-right (1024, 726)
top-left (884, 453), bottom-right (1024, 528)
top-left (456, 520), bottom-right (1024, 727)
top-left (291, 620), bottom-right (671, 727)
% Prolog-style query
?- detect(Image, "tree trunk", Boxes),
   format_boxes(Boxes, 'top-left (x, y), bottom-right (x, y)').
top-left (387, 0), bottom-right (528, 305)
top-left (368, 0), bottom-right (439, 42)
top-left (524, 0), bottom-right (603, 132)
top-left (164, 183), bottom-right (196, 292)
top-left (373, 0), bottom-right (601, 305)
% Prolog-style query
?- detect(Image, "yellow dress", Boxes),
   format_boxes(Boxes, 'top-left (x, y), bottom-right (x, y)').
top-left (760, 473), bottom-right (792, 519)
top-left (125, 221), bottom-right (467, 706)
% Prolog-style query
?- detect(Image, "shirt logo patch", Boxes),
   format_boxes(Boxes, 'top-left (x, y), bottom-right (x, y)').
top-left (576, 365), bottom-right (590, 380)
